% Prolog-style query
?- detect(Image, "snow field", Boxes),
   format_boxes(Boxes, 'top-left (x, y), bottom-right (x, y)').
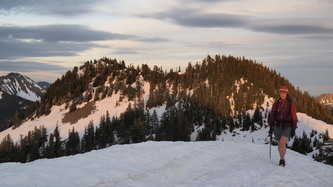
top-left (0, 141), bottom-right (332, 186)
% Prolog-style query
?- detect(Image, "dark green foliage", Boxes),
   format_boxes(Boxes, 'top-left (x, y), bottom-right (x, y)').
top-left (197, 128), bottom-right (216, 141)
top-left (253, 107), bottom-right (264, 128)
top-left (0, 135), bottom-right (17, 162)
top-left (311, 130), bottom-right (333, 166)
top-left (114, 103), bottom-right (146, 144)
top-left (291, 131), bottom-right (313, 155)
top-left (130, 120), bottom-right (147, 143)
top-left (81, 121), bottom-right (95, 152)
top-left (95, 112), bottom-right (114, 149)
top-left (146, 110), bottom-right (159, 136)
top-left (156, 101), bottom-right (193, 141)
top-left (242, 113), bottom-right (252, 131)
top-left (290, 129), bottom-right (333, 166)
top-left (65, 127), bottom-right (80, 156)
top-left (0, 126), bottom-right (48, 163)
top-left (44, 125), bottom-right (64, 159)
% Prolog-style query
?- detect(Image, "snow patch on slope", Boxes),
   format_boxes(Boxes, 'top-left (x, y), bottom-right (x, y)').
top-left (0, 93), bottom-right (135, 142)
top-left (0, 81), bottom-right (152, 142)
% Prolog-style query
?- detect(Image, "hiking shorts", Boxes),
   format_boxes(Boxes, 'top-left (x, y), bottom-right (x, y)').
top-left (273, 126), bottom-right (291, 141)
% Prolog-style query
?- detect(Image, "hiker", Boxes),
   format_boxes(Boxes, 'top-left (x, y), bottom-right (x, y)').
top-left (269, 86), bottom-right (298, 167)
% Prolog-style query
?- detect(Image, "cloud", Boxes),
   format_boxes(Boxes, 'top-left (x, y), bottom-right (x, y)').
top-left (249, 23), bottom-right (333, 35)
top-left (0, 24), bottom-right (168, 59)
top-left (142, 8), bottom-right (248, 28)
top-left (0, 24), bottom-right (110, 59)
top-left (0, 61), bottom-right (68, 72)
top-left (0, 38), bottom-right (99, 59)
top-left (0, 25), bottom-right (130, 42)
top-left (133, 36), bottom-right (169, 42)
top-left (175, 13), bottom-right (246, 28)
top-left (141, 8), bottom-right (333, 36)
top-left (184, 41), bottom-right (241, 49)
top-left (301, 35), bottom-right (333, 40)
top-left (113, 50), bottom-right (139, 55)
top-left (0, 0), bottom-right (105, 16)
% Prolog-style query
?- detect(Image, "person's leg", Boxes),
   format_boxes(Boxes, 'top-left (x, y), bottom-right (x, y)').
top-left (278, 136), bottom-right (289, 160)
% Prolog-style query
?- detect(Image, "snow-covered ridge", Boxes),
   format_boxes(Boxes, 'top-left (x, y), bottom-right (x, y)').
top-left (0, 73), bottom-right (45, 102)
top-left (297, 113), bottom-right (333, 139)
top-left (0, 70), bottom-right (332, 146)
top-left (1, 78), bottom-right (332, 145)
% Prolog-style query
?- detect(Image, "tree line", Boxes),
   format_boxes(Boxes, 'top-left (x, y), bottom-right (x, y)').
top-left (1, 102), bottom-right (332, 165)
top-left (0, 99), bottom-right (265, 163)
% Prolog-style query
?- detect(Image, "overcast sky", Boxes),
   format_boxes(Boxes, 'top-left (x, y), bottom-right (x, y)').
top-left (0, 0), bottom-right (332, 96)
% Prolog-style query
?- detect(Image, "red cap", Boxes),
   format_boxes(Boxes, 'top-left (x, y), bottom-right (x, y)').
top-left (279, 86), bottom-right (289, 93)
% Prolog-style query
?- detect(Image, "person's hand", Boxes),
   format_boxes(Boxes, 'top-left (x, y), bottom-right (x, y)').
top-left (269, 127), bottom-right (273, 136)
top-left (291, 128), bottom-right (295, 138)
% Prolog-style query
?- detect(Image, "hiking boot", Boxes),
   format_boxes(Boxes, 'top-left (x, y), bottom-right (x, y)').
top-left (279, 159), bottom-right (285, 167)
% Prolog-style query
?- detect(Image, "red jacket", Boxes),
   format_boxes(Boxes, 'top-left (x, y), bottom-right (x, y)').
top-left (269, 98), bottom-right (298, 129)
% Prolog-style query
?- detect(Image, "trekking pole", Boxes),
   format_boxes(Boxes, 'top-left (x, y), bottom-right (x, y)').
top-left (269, 133), bottom-right (272, 160)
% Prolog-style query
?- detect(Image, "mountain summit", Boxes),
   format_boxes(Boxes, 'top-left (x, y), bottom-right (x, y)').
top-left (0, 72), bottom-right (45, 102)
top-left (316, 94), bottom-right (333, 114)
top-left (0, 73), bottom-right (46, 130)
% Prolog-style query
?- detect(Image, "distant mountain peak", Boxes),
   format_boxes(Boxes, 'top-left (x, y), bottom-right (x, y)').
top-left (0, 72), bottom-right (45, 102)
top-left (316, 93), bottom-right (333, 104)
top-left (37, 81), bottom-right (51, 90)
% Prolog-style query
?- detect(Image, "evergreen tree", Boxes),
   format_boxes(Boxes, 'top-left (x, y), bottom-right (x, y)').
top-left (197, 128), bottom-right (213, 141)
top-left (95, 115), bottom-right (107, 149)
top-left (44, 125), bottom-right (64, 158)
top-left (146, 110), bottom-right (159, 137)
top-left (45, 133), bottom-right (55, 159)
top-left (0, 134), bottom-right (17, 162)
top-left (81, 121), bottom-right (95, 152)
top-left (228, 118), bottom-right (235, 133)
top-left (130, 120), bottom-right (147, 143)
top-left (253, 107), bottom-right (263, 128)
top-left (242, 113), bottom-right (253, 131)
top-left (53, 125), bottom-right (64, 157)
top-left (291, 136), bottom-right (301, 152)
top-left (105, 111), bottom-right (114, 146)
top-left (65, 127), bottom-right (80, 155)
top-left (28, 126), bottom-right (48, 161)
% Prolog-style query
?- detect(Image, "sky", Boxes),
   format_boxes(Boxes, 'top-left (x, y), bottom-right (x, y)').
top-left (0, 0), bottom-right (332, 96)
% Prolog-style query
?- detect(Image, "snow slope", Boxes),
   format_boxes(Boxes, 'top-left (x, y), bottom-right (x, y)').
top-left (1, 79), bottom-right (332, 144)
top-left (0, 141), bottom-right (332, 186)
top-left (0, 82), bottom-right (153, 142)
